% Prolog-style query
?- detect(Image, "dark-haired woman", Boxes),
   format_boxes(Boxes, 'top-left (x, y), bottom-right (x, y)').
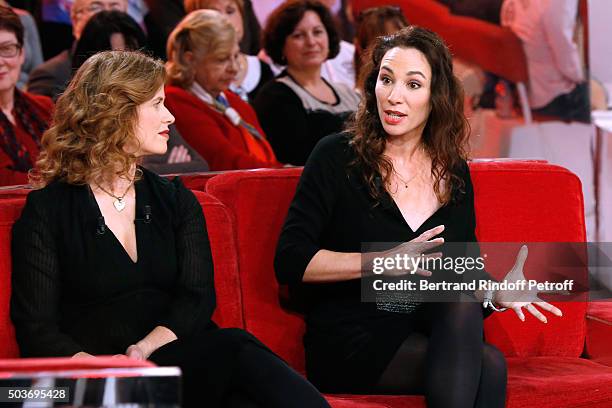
top-left (0, 6), bottom-right (52, 186)
top-left (275, 26), bottom-right (562, 407)
top-left (253, 0), bottom-right (359, 166)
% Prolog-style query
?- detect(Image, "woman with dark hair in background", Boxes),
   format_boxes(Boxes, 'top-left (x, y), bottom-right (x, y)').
top-left (0, 6), bottom-right (52, 186)
top-left (254, 0), bottom-right (360, 166)
top-left (11, 50), bottom-right (330, 408)
top-left (275, 26), bottom-right (562, 407)
top-left (72, 10), bottom-right (209, 174)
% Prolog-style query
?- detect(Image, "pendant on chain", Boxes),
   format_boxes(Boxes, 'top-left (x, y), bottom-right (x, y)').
top-left (113, 198), bottom-right (126, 212)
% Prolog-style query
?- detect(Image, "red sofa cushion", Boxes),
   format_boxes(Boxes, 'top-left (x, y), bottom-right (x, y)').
top-left (0, 356), bottom-right (153, 377)
top-left (0, 198), bottom-right (26, 358)
top-left (586, 302), bottom-right (612, 366)
top-left (179, 173), bottom-right (218, 192)
top-left (205, 162), bottom-right (588, 372)
top-left (192, 191), bottom-right (243, 329)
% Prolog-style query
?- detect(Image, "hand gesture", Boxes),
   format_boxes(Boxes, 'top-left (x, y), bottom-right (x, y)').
top-left (126, 344), bottom-right (147, 360)
top-left (495, 245), bottom-right (563, 323)
top-left (370, 225), bottom-right (445, 277)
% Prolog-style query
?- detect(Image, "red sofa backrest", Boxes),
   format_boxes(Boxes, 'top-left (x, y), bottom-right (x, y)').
top-left (206, 162), bottom-right (588, 373)
top-left (0, 190), bottom-right (242, 358)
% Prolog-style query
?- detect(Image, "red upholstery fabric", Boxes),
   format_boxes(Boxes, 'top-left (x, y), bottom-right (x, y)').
top-left (178, 173), bottom-right (217, 192)
top-left (0, 198), bottom-right (25, 358)
top-left (351, 0), bottom-right (528, 83)
top-left (586, 302), bottom-right (612, 366)
top-left (192, 191), bottom-right (243, 328)
top-left (0, 188), bottom-right (32, 199)
top-left (205, 161), bottom-right (610, 407)
top-left (469, 162), bottom-right (588, 357)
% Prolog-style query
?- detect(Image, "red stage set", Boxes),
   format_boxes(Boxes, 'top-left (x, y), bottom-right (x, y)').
top-left (1, 161), bottom-right (612, 407)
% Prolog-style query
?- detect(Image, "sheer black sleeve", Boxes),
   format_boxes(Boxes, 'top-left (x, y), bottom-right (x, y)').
top-left (157, 178), bottom-right (216, 338)
top-left (10, 191), bottom-right (83, 357)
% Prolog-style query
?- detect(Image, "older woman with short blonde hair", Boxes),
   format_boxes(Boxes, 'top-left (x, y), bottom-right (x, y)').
top-left (183, 0), bottom-right (272, 101)
top-left (165, 9), bottom-right (280, 170)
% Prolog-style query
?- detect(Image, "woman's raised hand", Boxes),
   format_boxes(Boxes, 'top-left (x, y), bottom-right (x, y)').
top-left (494, 245), bottom-right (563, 323)
top-left (370, 225), bottom-right (445, 277)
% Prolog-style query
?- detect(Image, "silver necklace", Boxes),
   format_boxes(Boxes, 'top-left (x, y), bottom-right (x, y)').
top-left (393, 168), bottom-right (418, 189)
top-left (96, 182), bottom-right (133, 212)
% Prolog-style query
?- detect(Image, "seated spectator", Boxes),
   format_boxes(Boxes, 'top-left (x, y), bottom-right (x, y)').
top-left (0, 7), bottom-right (53, 186)
top-left (165, 10), bottom-right (281, 171)
top-left (0, 1), bottom-right (44, 89)
top-left (254, 0), bottom-right (360, 166)
top-left (354, 5), bottom-right (408, 90)
top-left (26, 0), bottom-right (128, 100)
top-left (501, 0), bottom-right (589, 122)
top-left (259, 0), bottom-right (356, 89)
top-left (70, 10), bottom-right (210, 174)
top-left (184, 0), bottom-right (274, 102)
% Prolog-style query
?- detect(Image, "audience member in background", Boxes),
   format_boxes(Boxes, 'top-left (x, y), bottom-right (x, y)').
top-left (11, 50), bottom-right (330, 408)
top-left (0, 1), bottom-right (43, 88)
top-left (354, 5), bottom-right (408, 91)
top-left (238, 0), bottom-right (262, 55)
top-left (184, 0), bottom-right (274, 102)
top-left (501, 0), bottom-right (589, 122)
top-left (260, 0), bottom-right (356, 89)
top-left (165, 10), bottom-right (280, 171)
top-left (437, 0), bottom-right (503, 25)
top-left (27, 0), bottom-right (128, 100)
top-left (254, 0), bottom-right (360, 166)
top-left (0, 7), bottom-right (53, 186)
top-left (69, 10), bottom-right (209, 175)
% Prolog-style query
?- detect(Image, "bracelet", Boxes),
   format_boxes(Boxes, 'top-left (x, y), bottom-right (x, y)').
top-left (483, 289), bottom-right (508, 312)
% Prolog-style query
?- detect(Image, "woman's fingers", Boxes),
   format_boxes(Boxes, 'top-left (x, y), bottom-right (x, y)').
top-left (525, 303), bottom-right (547, 323)
top-left (414, 268), bottom-right (433, 277)
top-left (511, 245), bottom-right (529, 272)
top-left (512, 305), bottom-right (526, 322)
top-left (534, 301), bottom-right (563, 317)
top-left (411, 225), bottom-right (445, 242)
top-left (167, 146), bottom-right (179, 164)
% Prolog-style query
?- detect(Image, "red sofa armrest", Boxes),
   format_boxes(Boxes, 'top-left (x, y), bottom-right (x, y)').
top-left (586, 302), bottom-right (612, 366)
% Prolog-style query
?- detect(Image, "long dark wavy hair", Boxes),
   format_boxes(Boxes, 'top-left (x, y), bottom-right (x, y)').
top-left (348, 26), bottom-right (469, 205)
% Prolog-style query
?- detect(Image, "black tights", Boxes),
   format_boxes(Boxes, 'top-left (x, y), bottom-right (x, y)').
top-left (374, 302), bottom-right (507, 408)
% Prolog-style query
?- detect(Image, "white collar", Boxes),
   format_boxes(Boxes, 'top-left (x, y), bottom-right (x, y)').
top-left (189, 82), bottom-right (242, 126)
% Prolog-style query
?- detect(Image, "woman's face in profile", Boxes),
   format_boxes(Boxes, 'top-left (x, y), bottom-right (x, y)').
top-left (283, 10), bottom-right (329, 70)
top-left (374, 46), bottom-right (432, 141)
top-left (0, 29), bottom-right (24, 94)
top-left (131, 86), bottom-right (175, 156)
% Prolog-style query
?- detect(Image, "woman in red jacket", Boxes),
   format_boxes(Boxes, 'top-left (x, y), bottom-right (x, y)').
top-left (0, 7), bottom-right (52, 186)
top-left (165, 9), bottom-right (280, 171)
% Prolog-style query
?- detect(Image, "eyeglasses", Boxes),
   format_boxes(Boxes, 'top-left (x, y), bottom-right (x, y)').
top-left (0, 43), bottom-right (22, 58)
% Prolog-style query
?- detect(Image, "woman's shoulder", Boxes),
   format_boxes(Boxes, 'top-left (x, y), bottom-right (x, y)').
top-left (21, 91), bottom-right (54, 114)
top-left (140, 167), bottom-right (197, 210)
top-left (309, 132), bottom-right (354, 164)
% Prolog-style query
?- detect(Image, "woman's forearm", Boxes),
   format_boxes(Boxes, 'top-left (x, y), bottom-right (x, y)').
top-left (302, 249), bottom-right (363, 283)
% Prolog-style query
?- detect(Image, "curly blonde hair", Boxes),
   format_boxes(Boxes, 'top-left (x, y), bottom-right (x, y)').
top-left (166, 9), bottom-right (236, 88)
top-left (30, 50), bottom-right (166, 187)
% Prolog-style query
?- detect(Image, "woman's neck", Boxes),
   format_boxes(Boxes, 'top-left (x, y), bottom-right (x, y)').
top-left (384, 133), bottom-right (426, 167)
top-left (286, 65), bottom-right (323, 88)
top-left (0, 89), bottom-right (15, 115)
top-left (95, 164), bottom-right (137, 194)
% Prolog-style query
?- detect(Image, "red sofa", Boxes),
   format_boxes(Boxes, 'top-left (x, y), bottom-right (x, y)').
top-left (1, 161), bottom-right (612, 407)
top-left (205, 162), bottom-right (612, 408)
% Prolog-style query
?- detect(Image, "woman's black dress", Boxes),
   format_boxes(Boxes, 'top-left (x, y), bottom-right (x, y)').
top-left (275, 133), bottom-right (488, 393)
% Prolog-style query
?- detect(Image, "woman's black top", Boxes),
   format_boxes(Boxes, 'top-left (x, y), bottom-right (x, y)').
top-left (10, 167), bottom-right (215, 357)
top-left (253, 72), bottom-right (360, 166)
top-left (274, 133), bottom-right (485, 388)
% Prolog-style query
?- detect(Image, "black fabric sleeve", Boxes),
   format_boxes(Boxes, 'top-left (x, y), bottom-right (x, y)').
top-left (10, 191), bottom-right (83, 357)
top-left (274, 134), bottom-right (344, 285)
top-left (253, 81), bottom-right (345, 165)
top-left (157, 178), bottom-right (216, 338)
